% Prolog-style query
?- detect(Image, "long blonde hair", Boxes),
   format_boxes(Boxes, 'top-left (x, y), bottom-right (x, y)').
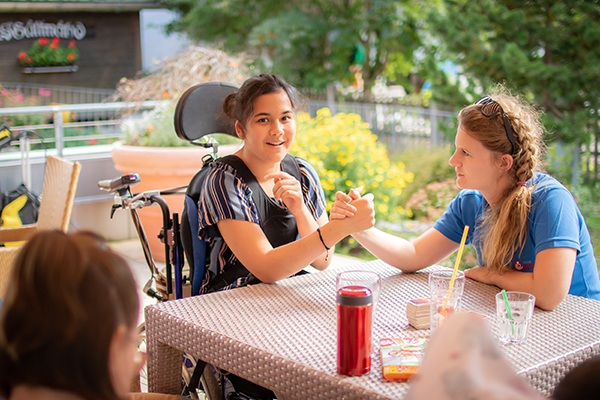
top-left (458, 86), bottom-right (546, 272)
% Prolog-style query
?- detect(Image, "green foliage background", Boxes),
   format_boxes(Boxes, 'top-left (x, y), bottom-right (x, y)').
top-left (163, 0), bottom-right (432, 98)
top-left (292, 109), bottom-right (414, 221)
top-left (121, 102), bottom-right (189, 147)
top-left (164, 0), bottom-right (600, 151)
top-left (425, 1), bottom-right (600, 147)
top-left (0, 90), bottom-right (46, 127)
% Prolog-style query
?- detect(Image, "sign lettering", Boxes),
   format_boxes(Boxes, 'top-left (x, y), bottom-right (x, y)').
top-left (0, 20), bottom-right (86, 42)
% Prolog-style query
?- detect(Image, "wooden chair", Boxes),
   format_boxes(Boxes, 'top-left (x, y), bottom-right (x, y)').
top-left (0, 155), bottom-right (82, 299)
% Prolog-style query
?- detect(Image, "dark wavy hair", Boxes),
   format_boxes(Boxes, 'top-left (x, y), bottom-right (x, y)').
top-left (222, 73), bottom-right (303, 129)
top-left (0, 230), bottom-right (139, 400)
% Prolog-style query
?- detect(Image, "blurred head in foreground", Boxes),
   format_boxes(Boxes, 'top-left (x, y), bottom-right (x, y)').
top-left (0, 230), bottom-right (142, 400)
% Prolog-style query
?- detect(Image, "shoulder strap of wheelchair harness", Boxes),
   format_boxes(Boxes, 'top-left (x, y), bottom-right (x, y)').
top-left (204, 153), bottom-right (301, 293)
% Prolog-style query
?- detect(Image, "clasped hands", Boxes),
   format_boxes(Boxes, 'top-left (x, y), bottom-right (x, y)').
top-left (330, 186), bottom-right (375, 231)
top-left (267, 171), bottom-right (375, 233)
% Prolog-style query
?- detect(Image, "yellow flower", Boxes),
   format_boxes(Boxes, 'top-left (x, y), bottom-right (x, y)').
top-left (377, 204), bottom-right (389, 214)
top-left (291, 107), bottom-right (413, 222)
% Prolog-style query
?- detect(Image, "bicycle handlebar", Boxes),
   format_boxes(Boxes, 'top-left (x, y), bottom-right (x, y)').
top-left (98, 173), bottom-right (140, 196)
top-left (98, 173), bottom-right (189, 301)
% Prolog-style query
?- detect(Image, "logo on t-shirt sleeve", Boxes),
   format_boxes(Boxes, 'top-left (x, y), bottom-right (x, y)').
top-left (514, 260), bottom-right (523, 270)
top-left (513, 260), bottom-right (534, 272)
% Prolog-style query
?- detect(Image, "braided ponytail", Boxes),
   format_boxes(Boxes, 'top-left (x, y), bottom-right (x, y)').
top-left (460, 85), bottom-right (545, 272)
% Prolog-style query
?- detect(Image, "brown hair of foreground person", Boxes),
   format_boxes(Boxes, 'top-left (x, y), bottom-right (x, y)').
top-left (0, 230), bottom-right (140, 400)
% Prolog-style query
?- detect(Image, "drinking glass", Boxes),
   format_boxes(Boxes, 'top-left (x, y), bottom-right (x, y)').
top-left (428, 270), bottom-right (465, 331)
top-left (495, 291), bottom-right (535, 345)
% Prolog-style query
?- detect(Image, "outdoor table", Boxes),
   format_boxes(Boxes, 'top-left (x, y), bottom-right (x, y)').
top-left (145, 260), bottom-right (600, 399)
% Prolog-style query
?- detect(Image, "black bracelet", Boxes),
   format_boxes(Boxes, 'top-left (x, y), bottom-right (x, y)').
top-left (316, 227), bottom-right (330, 261)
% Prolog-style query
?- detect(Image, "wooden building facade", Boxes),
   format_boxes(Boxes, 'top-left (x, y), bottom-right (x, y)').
top-left (0, 0), bottom-right (163, 89)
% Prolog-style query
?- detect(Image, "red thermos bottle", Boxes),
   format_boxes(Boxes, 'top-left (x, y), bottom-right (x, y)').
top-left (337, 285), bottom-right (373, 376)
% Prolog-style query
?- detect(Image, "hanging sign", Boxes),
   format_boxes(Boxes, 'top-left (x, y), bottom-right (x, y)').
top-left (0, 20), bottom-right (87, 42)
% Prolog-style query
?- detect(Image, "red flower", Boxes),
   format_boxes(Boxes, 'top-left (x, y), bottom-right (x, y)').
top-left (67, 53), bottom-right (75, 62)
top-left (69, 40), bottom-right (76, 48)
top-left (50, 42), bottom-right (58, 50)
top-left (89, 139), bottom-right (97, 145)
top-left (38, 38), bottom-right (49, 45)
top-left (18, 52), bottom-right (26, 60)
top-left (26, 56), bottom-right (32, 64)
top-left (52, 37), bottom-right (60, 45)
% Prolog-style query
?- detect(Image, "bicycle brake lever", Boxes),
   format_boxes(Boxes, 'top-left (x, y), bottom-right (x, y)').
top-left (143, 278), bottom-right (163, 302)
top-left (110, 203), bottom-right (121, 219)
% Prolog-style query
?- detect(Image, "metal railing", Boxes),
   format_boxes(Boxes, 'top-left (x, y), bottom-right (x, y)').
top-left (1, 99), bottom-right (454, 159)
top-left (0, 100), bottom-right (162, 160)
top-left (1, 98), bottom-right (597, 195)
top-left (308, 100), bottom-right (455, 149)
top-left (1, 82), bottom-right (115, 106)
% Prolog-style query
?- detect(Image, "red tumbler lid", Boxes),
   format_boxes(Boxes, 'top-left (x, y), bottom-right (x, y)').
top-left (337, 286), bottom-right (373, 306)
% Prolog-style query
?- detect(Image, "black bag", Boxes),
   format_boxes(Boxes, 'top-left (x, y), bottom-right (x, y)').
top-left (1, 183), bottom-right (40, 227)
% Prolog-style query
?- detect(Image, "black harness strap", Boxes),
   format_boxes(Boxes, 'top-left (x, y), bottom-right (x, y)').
top-left (205, 153), bottom-right (302, 293)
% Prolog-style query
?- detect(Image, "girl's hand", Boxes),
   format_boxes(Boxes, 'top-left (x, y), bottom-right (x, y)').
top-left (348, 192), bottom-right (375, 232)
top-left (266, 171), bottom-right (304, 215)
top-left (330, 186), bottom-right (363, 220)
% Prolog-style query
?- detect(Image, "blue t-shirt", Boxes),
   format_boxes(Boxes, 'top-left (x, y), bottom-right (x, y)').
top-left (434, 173), bottom-right (600, 300)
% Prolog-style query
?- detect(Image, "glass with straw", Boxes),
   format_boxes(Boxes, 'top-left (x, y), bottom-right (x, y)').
top-left (495, 290), bottom-right (535, 344)
top-left (428, 225), bottom-right (469, 331)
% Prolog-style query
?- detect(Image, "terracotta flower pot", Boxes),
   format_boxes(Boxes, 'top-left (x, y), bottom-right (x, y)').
top-left (111, 141), bottom-right (239, 263)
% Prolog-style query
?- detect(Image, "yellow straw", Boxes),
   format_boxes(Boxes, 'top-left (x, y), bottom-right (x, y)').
top-left (442, 225), bottom-right (469, 313)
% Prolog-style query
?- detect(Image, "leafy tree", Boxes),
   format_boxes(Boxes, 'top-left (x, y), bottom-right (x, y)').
top-left (425, 0), bottom-right (600, 146)
top-left (163, 0), bottom-right (431, 99)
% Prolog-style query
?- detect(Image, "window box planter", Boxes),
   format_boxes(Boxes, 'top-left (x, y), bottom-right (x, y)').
top-left (22, 65), bottom-right (79, 74)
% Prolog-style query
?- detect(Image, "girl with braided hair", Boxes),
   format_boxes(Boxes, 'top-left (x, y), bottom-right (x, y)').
top-left (331, 86), bottom-right (599, 310)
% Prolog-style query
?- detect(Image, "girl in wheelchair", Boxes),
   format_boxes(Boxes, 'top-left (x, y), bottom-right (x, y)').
top-left (196, 73), bottom-right (375, 293)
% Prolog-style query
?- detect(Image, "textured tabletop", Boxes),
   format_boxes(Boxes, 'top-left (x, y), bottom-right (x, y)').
top-left (146, 260), bottom-right (600, 399)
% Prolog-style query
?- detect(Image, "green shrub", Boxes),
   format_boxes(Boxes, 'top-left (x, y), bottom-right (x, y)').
top-left (393, 146), bottom-right (458, 221)
top-left (121, 102), bottom-right (242, 148)
top-left (544, 142), bottom-right (574, 185)
top-left (18, 38), bottom-right (79, 67)
top-left (122, 102), bottom-right (192, 147)
top-left (393, 146), bottom-right (455, 203)
top-left (545, 142), bottom-right (600, 268)
top-left (293, 108), bottom-right (414, 222)
top-left (0, 89), bottom-right (46, 127)
top-left (405, 178), bottom-right (461, 222)
top-left (572, 183), bottom-right (600, 270)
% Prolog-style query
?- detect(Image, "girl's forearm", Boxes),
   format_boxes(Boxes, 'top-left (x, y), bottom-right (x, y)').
top-left (352, 228), bottom-right (419, 271)
top-left (253, 219), bottom-right (350, 282)
top-left (292, 206), bottom-right (331, 269)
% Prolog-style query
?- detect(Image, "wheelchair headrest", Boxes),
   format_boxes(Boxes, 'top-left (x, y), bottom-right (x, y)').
top-left (174, 81), bottom-right (240, 142)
